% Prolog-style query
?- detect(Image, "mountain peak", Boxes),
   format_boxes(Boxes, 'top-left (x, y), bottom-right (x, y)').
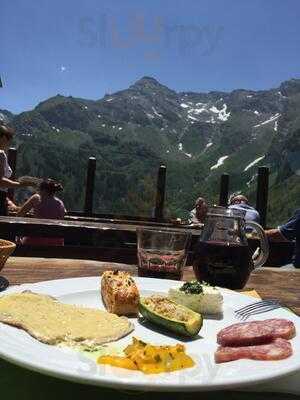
top-left (279, 78), bottom-right (300, 97)
top-left (134, 76), bottom-right (161, 86)
top-left (130, 76), bottom-right (176, 96)
top-left (0, 109), bottom-right (13, 123)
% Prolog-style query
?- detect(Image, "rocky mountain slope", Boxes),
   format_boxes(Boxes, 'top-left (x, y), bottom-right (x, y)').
top-left (1, 77), bottom-right (300, 225)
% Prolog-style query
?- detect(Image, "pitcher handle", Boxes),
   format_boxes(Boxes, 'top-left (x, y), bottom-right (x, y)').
top-left (246, 221), bottom-right (269, 268)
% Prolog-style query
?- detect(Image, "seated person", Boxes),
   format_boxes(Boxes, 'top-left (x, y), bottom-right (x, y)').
top-left (265, 209), bottom-right (300, 268)
top-left (7, 197), bottom-right (19, 213)
top-left (228, 194), bottom-right (260, 223)
top-left (17, 179), bottom-right (66, 246)
top-left (189, 197), bottom-right (208, 224)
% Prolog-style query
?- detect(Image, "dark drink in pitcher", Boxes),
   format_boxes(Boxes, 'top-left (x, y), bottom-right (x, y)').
top-left (193, 240), bottom-right (254, 289)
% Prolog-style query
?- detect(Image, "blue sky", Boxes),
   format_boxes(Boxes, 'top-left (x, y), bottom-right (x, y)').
top-left (1, 0), bottom-right (300, 113)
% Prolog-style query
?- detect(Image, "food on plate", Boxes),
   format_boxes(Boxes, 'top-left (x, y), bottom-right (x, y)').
top-left (215, 338), bottom-right (293, 363)
top-left (215, 318), bottom-right (295, 363)
top-left (168, 280), bottom-right (223, 315)
top-left (265, 318), bottom-right (296, 339)
top-left (98, 337), bottom-right (195, 374)
top-left (139, 295), bottom-right (202, 337)
top-left (101, 270), bottom-right (139, 316)
top-left (0, 291), bottom-right (134, 346)
top-left (217, 319), bottom-right (296, 347)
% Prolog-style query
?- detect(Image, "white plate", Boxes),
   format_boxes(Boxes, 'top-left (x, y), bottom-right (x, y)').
top-left (0, 276), bottom-right (299, 392)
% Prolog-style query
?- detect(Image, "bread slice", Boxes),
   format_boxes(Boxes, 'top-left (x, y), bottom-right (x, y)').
top-left (101, 271), bottom-right (140, 316)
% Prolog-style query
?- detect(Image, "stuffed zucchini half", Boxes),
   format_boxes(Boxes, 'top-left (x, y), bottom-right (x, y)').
top-left (139, 295), bottom-right (203, 337)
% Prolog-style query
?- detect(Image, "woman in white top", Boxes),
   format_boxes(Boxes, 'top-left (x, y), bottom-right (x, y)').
top-left (0, 122), bottom-right (28, 215)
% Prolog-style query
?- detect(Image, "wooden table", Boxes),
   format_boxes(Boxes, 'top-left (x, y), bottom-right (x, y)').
top-left (1, 257), bottom-right (300, 400)
top-left (2, 257), bottom-right (300, 315)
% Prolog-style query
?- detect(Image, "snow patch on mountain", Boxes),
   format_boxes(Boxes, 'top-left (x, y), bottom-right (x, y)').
top-left (180, 101), bottom-right (230, 122)
top-left (277, 91), bottom-right (287, 99)
top-left (209, 104), bottom-right (230, 121)
top-left (254, 113), bottom-right (280, 128)
top-left (244, 155), bottom-right (265, 171)
top-left (188, 106), bottom-right (208, 115)
top-left (206, 116), bottom-right (216, 124)
top-left (205, 142), bottom-right (213, 149)
top-left (188, 115), bottom-right (198, 121)
top-left (246, 174), bottom-right (257, 187)
top-left (177, 143), bottom-right (192, 158)
top-left (152, 107), bottom-right (162, 117)
top-left (210, 155), bottom-right (229, 170)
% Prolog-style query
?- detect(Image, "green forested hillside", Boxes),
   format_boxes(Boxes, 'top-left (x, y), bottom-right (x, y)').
top-left (1, 77), bottom-right (300, 225)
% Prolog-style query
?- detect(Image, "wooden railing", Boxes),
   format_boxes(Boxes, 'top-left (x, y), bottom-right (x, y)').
top-left (7, 148), bottom-right (270, 227)
top-left (0, 215), bottom-right (293, 266)
top-left (0, 216), bottom-right (200, 264)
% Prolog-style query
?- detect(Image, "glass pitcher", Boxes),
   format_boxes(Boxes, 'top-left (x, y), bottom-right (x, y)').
top-left (193, 206), bottom-right (269, 289)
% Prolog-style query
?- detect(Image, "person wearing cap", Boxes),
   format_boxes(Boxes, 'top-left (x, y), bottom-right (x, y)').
top-left (0, 123), bottom-right (29, 215)
top-left (228, 194), bottom-right (260, 223)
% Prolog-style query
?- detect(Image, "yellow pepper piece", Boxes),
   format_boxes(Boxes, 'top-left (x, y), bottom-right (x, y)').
top-left (97, 338), bottom-right (195, 374)
top-left (98, 355), bottom-right (137, 370)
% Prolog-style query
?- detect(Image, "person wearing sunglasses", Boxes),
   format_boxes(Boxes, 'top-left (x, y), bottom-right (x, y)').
top-left (0, 123), bottom-right (29, 215)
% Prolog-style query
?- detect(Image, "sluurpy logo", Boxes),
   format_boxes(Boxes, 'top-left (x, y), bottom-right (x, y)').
top-left (73, 348), bottom-right (220, 388)
top-left (78, 13), bottom-right (224, 60)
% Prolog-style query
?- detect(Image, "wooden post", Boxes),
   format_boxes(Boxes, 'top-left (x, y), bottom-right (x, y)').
top-left (256, 166), bottom-right (269, 228)
top-left (7, 147), bottom-right (17, 201)
top-left (154, 165), bottom-right (166, 221)
top-left (84, 157), bottom-right (96, 216)
top-left (219, 173), bottom-right (229, 207)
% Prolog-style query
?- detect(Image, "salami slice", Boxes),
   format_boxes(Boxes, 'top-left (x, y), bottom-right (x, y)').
top-left (217, 319), bottom-right (295, 347)
top-left (215, 338), bottom-right (293, 363)
top-left (265, 319), bottom-right (296, 340)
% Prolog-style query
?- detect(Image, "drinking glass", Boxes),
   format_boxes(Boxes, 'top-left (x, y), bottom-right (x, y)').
top-left (136, 228), bottom-right (191, 280)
